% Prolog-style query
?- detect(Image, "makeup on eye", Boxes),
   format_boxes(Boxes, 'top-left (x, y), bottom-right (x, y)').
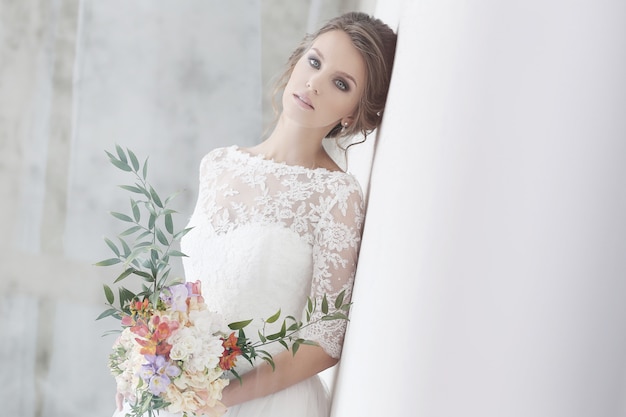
top-left (308, 56), bottom-right (321, 69)
top-left (306, 51), bottom-right (354, 92)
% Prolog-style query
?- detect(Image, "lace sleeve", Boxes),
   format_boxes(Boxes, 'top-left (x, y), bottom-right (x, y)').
top-left (300, 176), bottom-right (365, 359)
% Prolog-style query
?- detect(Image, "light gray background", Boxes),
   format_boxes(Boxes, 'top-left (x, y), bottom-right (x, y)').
top-left (0, 1), bottom-right (370, 416)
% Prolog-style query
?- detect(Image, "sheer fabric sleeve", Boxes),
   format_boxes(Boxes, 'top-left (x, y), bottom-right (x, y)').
top-left (300, 176), bottom-right (365, 359)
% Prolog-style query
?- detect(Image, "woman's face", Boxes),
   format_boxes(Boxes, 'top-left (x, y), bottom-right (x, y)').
top-left (282, 30), bottom-right (366, 133)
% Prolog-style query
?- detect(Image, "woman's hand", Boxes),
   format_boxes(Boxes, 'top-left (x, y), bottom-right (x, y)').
top-left (220, 344), bottom-right (337, 407)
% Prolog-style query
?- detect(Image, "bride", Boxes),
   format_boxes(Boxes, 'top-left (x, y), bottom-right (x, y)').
top-left (114, 11), bottom-right (396, 417)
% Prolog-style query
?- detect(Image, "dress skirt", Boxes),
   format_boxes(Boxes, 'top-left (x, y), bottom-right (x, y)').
top-left (112, 375), bottom-right (330, 417)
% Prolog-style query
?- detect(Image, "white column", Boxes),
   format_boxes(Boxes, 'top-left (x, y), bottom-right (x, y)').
top-left (333, 1), bottom-right (626, 416)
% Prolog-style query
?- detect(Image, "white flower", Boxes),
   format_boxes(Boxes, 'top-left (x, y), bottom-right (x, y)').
top-left (169, 327), bottom-right (199, 361)
top-left (189, 309), bottom-right (225, 334)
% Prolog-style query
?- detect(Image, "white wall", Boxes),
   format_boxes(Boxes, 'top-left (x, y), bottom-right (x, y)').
top-left (333, 1), bottom-right (626, 416)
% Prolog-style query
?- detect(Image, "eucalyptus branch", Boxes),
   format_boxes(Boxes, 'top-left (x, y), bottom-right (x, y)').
top-left (229, 291), bottom-right (352, 373)
top-left (95, 145), bottom-right (191, 320)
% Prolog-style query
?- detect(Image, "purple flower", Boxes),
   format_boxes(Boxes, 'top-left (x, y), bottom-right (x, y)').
top-left (148, 374), bottom-right (171, 395)
top-left (138, 354), bottom-right (181, 396)
top-left (160, 284), bottom-right (189, 312)
top-left (138, 363), bottom-right (156, 381)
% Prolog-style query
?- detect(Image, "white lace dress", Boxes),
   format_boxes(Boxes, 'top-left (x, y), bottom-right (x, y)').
top-left (115, 145), bottom-right (364, 417)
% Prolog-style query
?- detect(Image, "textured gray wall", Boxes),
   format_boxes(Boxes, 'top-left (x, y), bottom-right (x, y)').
top-left (0, 1), bottom-right (368, 416)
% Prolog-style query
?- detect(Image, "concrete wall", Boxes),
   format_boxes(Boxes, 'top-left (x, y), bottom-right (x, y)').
top-left (0, 1), bottom-right (366, 416)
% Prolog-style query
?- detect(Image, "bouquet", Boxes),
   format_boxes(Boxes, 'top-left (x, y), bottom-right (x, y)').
top-left (96, 146), bottom-right (351, 417)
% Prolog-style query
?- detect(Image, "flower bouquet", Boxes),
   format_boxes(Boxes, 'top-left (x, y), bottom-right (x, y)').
top-left (96, 146), bottom-right (351, 417)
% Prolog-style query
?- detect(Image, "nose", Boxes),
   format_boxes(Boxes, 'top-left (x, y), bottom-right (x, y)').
top-left (306, 77), bottom-right (319, 94)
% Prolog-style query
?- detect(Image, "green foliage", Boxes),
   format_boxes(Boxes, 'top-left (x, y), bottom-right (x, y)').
top-left (96, 145), bottom-right (188, 320)
top-left (234, 289), bottom-right (353, 369)
top-left (96, 146), bottom-right (354, 395)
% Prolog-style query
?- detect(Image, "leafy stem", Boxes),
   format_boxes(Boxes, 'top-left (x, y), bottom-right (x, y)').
top-left (96, 145), bottom-right (191, 320)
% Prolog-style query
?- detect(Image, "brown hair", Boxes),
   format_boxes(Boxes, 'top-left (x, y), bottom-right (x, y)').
top-left (273, 11), bottom-right (397, 141)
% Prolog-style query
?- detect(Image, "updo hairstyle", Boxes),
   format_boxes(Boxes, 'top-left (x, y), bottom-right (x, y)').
top-left (274, 11), bottom-right (397, 140)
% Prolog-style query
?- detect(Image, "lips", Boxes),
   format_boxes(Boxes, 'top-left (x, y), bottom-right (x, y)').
top-left (293, 93), bottom-right (314, 110)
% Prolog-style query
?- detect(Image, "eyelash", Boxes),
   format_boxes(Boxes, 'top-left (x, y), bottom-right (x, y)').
top-left (307, 55), bottom-right (350, 92)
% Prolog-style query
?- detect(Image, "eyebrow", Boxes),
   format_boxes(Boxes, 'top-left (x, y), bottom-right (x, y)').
top-left (311, 47), bottom-right (359, 88)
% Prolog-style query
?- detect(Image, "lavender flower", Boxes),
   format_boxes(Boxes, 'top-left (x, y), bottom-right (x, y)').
top-left (160, 284), bottom-right (189, 312)
top-left (139, 354), bottom-right (181, 395)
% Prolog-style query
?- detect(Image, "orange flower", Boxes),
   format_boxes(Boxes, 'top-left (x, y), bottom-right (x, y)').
top-left (219, 332), bottom-right (242, 371)
top-left (136, 337), bottom-right (157, 356)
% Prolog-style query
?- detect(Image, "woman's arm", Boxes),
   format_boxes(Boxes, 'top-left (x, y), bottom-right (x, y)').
top-left (220, 345), bottom-right (337, 407)
top-left (221, 176), bottom-right (364, 408)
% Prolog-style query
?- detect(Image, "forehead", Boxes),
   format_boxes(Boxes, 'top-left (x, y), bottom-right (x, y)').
top-left (309, 30), bottom-right (366, 84)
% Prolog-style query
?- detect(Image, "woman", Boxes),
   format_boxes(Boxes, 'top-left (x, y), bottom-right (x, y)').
top-left (116, 11), bottom-right (396, 417)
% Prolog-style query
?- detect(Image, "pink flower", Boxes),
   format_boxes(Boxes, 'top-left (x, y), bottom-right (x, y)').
top-left (186, 280), bottom-right (205, 304)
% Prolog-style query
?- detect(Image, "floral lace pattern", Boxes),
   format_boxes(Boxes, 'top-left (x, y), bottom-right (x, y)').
top-left (181, 146), bottom-right (364, 359)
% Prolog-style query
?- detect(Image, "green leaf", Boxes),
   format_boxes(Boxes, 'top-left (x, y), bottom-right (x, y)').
top-left (148, 213), bottom-right (156, 230)
top-left (164, 193), bottom-right (179, 206)
top-left (103, 284), bottom-right (114, 304)
top-left (115, 144), bottom-right (127, 164)
top-left (230, 369), bottom-right (242, 385)
top-left (321, 295), bottom-right (329, 315)
top-left (300, 340), bottom-right (319, 347)
top-left (266, 330), bottom-right (283, 341)
top-left (257, 330), bottom-right (267, 343)
top-left (96, 308), bottom-right (118, 321)
top-left (307, 297), bottom-right (314, 313)
top-left (165, 213), bottom-right (173, 234)
top-left (95, 258), bottom-right (121, 266)
top-left (167, 250), bottom-right (188, 257)
top-left (156, 228), bottom-right (168, 246)
top-left (228, 319), bottom-right (253, 330)
top-left (128, 148), bottom-right (140, 171)
top-left (109, 156), bottom-right (132, 172)
top-left (173, 227), bottom-right (193, 240)
top-left (136, 230), bottom-right (152, 240)
top-left (120, 225), bottom-right (142, 237)
top-left (279, 340), bottom-right (289, 350)
top-left (104, 237), bottom-right (120, 257)
top-left (292, 342), bottom-right (300, 356)
top-left (114, 268), bottom-right (134, 283)
top-left (265, 309), bottom-right (281, 324)
top-left (335, 290), bottom-right (345, 310)
top-left (118, 287), bottom-right (136, 306)
top-left (111, 212), bottom-right (133, 222)
top-left (131, 200), bottom-right (140, 222)
top-left (257, 350), bottom-right (275, 370)
top-left (120, 238), bottom-right (131, 257)
top-left (323, 312), bottom-right (349, 321)
top-left (119, 185), bottom-right (144, 194)
top-left (134, 241), bottom-right (153, 249)
top-left (142, 157), bottom-right (149, 180)
top-left (149, 186), bottom-right (163, 208)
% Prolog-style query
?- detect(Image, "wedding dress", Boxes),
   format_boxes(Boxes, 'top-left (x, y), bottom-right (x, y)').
top-left (113, 145), bottom-right (364, 417)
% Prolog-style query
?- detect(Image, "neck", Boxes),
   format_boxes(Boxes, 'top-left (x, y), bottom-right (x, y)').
top-left (254, 116), bottom-right (331, 169)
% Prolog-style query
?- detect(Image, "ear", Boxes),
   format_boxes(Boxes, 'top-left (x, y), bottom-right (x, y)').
top-left (341, 116), bottom-right (355, 128)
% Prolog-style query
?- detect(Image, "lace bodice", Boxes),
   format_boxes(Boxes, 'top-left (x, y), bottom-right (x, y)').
top-left (181, 146), bottom-right (364, 360)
